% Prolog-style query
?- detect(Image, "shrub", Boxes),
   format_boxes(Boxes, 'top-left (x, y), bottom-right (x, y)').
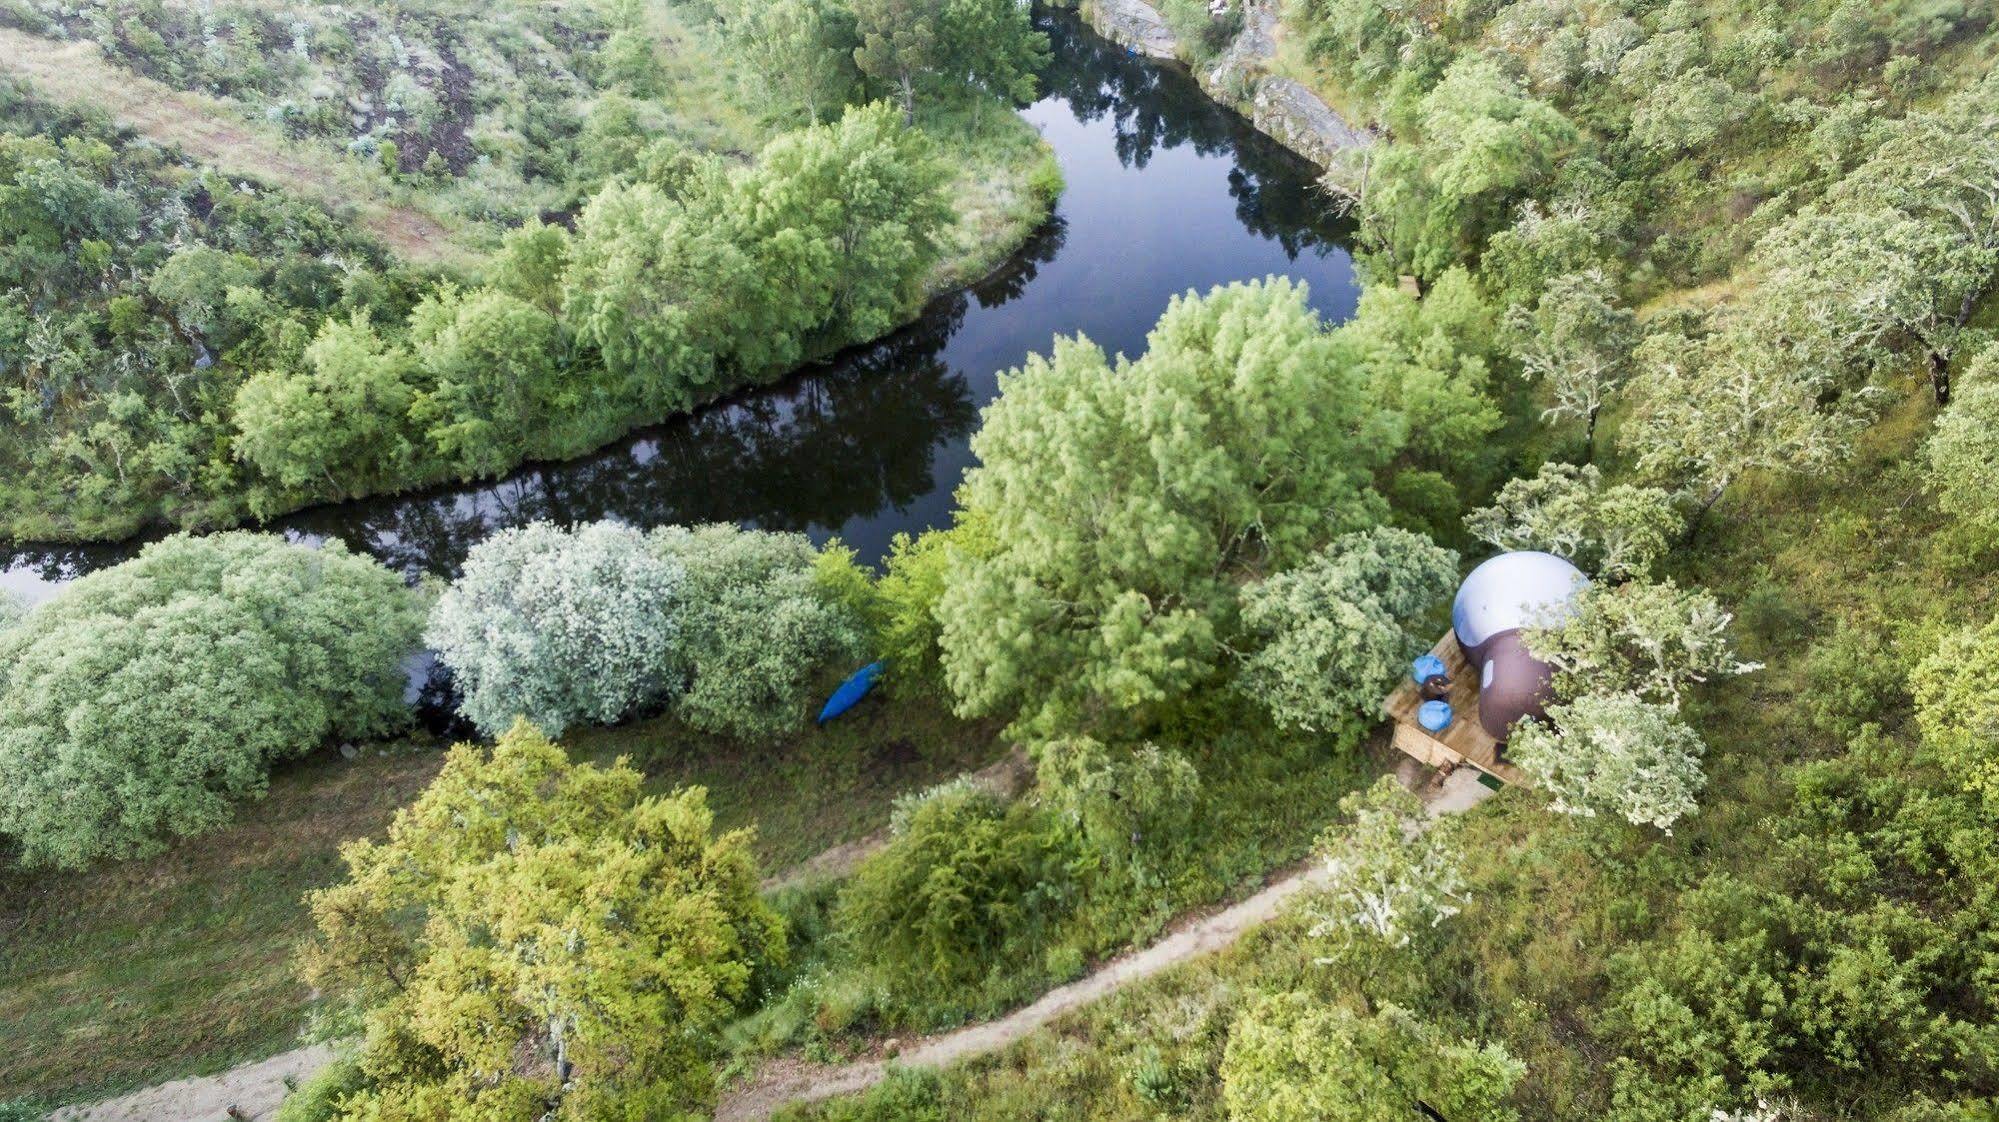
top-left (1924, 347), bottom-right (1999, 540)
top-left (654, 524), bottom-right (868, 740)
top-left (1299, 777), bottom-right (1466, 955)
top-left (1508, 691), bottom-right (1709, 831)
top-left (0, 533), bottom-right (420, 868)
top-left (271, 1053), bottom-right (367, 1122)
top-left (834, 781), bottom-right (1066, 997)
top-left (1237, 527), bottom-right (1459, 734)
top-left (1221, 992), bottom-right (1522, 1122)
top-left (1527, 579), bottom-right (1761, 706)
top-left (1035, 736), bottom-right (1200, 885)
top-left (1910, 617), bottom-right (1999, 803)
top-left (427, 521), bottom-right (688, 738)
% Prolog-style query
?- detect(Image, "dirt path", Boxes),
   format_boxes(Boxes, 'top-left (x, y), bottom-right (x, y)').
top-left (49, 1044), bottom-right (335, 1122)
top-left (0, 26), bottom-right (467, 266)
top-left (713, 764), bottom-right (1498, 1121)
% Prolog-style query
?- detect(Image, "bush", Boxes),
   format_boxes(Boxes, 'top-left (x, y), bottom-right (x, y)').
top-left (1910, 617), bottom-right (1999, 803)
top-left (431, 521), bottom-right (865, 741)
top-left (1237, 527), bottom-right (1458, 734)
top-left (654, 524), bottom-right (869, 739)
top-left (1221, 992), bottom-right (1522, 1122)
top-left (1036, 736), bottom-right (1199, 886)
top-left (1508, 691), bottom-right (1709, 831)
top-left (1925, 347), bottom-right (1999, 540)
top-left (271, 1053), bottom-right (367, 1122)
top-left (428, 521), bottom-right (688, 737)
top-left (834, 781), bottom-right (1068, 999)
top-left (0, 533), bottom-right (421, 868)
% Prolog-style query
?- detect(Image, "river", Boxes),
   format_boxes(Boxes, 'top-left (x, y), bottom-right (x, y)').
top-left (0, 11), bottom-right (1358, 605)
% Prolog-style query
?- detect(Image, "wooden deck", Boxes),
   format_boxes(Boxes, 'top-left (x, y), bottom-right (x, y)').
top-left (1383, 630), bottom-right (1529, 788)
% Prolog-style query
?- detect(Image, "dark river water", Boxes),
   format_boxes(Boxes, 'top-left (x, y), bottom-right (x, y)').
top-left (0, 11), bottom-right (1358, 606)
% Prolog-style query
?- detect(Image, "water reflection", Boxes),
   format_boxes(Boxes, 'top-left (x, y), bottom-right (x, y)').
top-left (0, 8), bottom-right (1358, 595)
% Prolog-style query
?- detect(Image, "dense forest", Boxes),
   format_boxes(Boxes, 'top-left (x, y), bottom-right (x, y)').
top-left (4, 0), bottom-right (1999, 1120)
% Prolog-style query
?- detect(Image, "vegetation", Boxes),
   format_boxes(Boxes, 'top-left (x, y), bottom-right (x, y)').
top-left (0, 533), bottom-right (420, 868)
top-left (430, 520), bottom-right (869, 741)
top-left (0, 0), bottom-right (1059, 543)
top-left (938, 278), bottom-right (1394, 736)
top-left (298, 722), bottom-right (785, 1119)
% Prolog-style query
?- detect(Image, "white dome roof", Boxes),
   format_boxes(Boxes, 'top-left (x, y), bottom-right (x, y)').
top-left (1452, 551), bottom-right (1588, 649)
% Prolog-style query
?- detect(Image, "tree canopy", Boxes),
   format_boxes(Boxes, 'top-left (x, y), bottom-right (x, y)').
top-left (939, 278), bottom-right (1392, 734)
top-left (0, 533), bottom-right (420, 868)
top-left (300, 722), bottom-right (783, 1120)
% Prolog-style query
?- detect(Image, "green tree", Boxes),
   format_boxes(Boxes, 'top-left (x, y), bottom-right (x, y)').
top-left (299, 722), bottom-right (783, 1120)
top-left (426, 522), bottom-right (689, 738)
top-left (0, 533), bottom-right (420, 868)
top-left (834, 778), bottom-right (1061, 995)
top-left (1221, 993), bottom-right (1523, 1122)
top-left (1505, 268), bottom-right (1638, 457)
top-left (1911, 617), bottom-right (1999, 804)
top-left (562, 178), bottom-right (755, 412)
top-left (938, 279), bottom-right (1391, 734)
top-left (231, 312), bottom-right (417, 499)
top-left (407, 286), bottom-right (569, 477)
top-left (1299, 777), bottom-right (1466, 953)
top-left (730, 102), bottom-right (952, 345)
top-left (1465, 462), bottom-right (1683, 581)
top-left (1622, 321), bottom-right (1869, 533)
top-left (851, 0), bottom-right (944, 123)
top-left (1925, 346), bottom-right (1999, 537)
top-left (1237, 527), bottom-right (1459, 734)
top-left (1361, 57), bottom-right (1577, 279)
top-left (1509, 690), bottom-right (1708, 831)
top-left (715, 0), bottom-right (858, 123)
top-left (1329, 268), bottom-right (1505, 524)
top-left (1525, 579), bottom-right (1761, 707)
top-left (653, 524), bottom-right (869, 740)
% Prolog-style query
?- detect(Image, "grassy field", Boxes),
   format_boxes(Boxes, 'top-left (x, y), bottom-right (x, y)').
top-left (0, 692), bottom-right (1005, 1110)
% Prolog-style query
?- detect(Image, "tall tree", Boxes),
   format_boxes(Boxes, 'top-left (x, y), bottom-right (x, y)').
top-left (1505, 268), bottom-right (1638, 457)
top-left (715, 0), bottom-right (858, 124)
top-left (851, 0), bottom-right (945, 123)
top-left (938, 279), bottom-right (1392, 734)
top-left (299, 723), bottom-right (784, 1120)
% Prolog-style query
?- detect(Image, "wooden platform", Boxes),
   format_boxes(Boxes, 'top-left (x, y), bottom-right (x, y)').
top-left (1383, 630), bottom-right (1529, 788)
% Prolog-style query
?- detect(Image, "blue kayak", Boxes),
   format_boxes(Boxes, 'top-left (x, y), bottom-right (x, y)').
top-left (818, 661), bottom-right (886, 724)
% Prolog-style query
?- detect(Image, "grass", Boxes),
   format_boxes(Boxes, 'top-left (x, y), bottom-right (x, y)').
top-left (0, 691), bottom-right (1007, 1109)
top-left (0, 744), bottom-right (445, 1109)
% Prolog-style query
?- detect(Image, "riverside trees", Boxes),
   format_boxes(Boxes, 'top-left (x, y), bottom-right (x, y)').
top-left (937, 279), bottom-right (1394, 735)
top-left (0, 534), bottom-right (420, 868)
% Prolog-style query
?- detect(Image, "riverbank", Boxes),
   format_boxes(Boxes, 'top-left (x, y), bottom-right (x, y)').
top-left (1077, 0), bottom-right (1374, 184)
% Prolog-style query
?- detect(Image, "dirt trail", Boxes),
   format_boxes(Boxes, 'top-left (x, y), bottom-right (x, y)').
top-left (0, 26), bottom-right (465, 265)
top-left (50, 760), bottom-right (1492, 1122)
top-left (50, 1044), bottom-right (336, 1122)
top-left (713, 764), bottom-right (1498, 1121)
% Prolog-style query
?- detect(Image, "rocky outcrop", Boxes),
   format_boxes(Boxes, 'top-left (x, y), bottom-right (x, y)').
top-left (1080, 0), bottom-right (1178, 59)
top-left (1080, 0), bottom-right (1375, 193)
